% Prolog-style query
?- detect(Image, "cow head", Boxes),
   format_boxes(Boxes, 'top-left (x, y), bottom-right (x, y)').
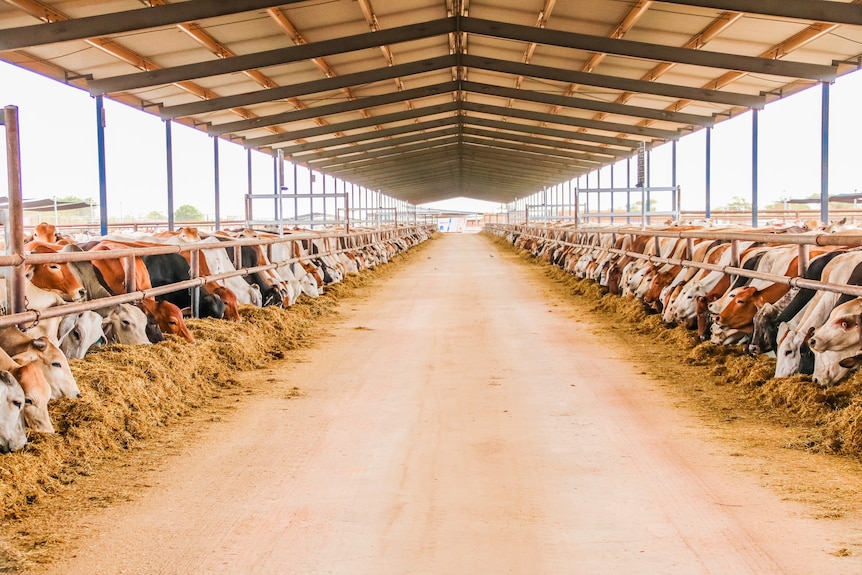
top-left (11, 361), bottom-right (54, 434)
top-left (0, 371), bottom-right (27, 453)
top-left (26, 245), bottom-right (86, 302)
top-left (141, 298), bottom-right (195, 344)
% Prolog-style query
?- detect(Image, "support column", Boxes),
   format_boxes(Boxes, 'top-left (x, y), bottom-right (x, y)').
top-left (96, 96), bottom-right (108, 235)
top-left (752, 109), bottom-right (759, 227)
top-left (245, 148), bottom-right (253, 226)
top-left (705, 127), bottom-right (712, 219)
top-left (165, 120), bottom-right (175, 231)
top-left (821, 81), bottom-right (831, 224)
top-left (4, 106), bottom-right (26, 316)
top-left (213, 136), bottom-right (221, 229)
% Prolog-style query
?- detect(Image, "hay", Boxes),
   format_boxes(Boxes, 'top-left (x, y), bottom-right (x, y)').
top-left (0, 238), bottom-right (430, 526)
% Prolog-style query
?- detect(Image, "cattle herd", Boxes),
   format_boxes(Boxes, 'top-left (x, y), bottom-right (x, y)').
top-left (491, 221), bottom-right (862, 389)
top-left (0, 222), bottom-right (433, 454)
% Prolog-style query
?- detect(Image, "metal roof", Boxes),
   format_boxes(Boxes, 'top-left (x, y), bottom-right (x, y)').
top-left (2, 0), bottom-right (862, 205)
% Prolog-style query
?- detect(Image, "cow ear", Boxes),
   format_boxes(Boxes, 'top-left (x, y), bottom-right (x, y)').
top-left (23, 265), bottom-right (34, 281)
top-left (58, 313), bottom-right (79, 343)
top-left (31, 338), bottom-right (48, 351)
top-left (180, 307), bottom-right (192, 317)
top-left (839, 355), bottom-right (862, 369)
top-left (12, 350), bottom-right (37, 366)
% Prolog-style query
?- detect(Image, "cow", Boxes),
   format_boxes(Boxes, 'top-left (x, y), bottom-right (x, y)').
top-left (85, 241), bottom-right (195, 344)
top-left (102, 304), bottom-right (152, 346)
top-left (808, 298), bottom-right (862, 386)
top-left (0, 327), bottom-right (81, 400)
top-left (775, 252), bottom-right (862, 377)
top-left (0, 370), bottom-right (27, 453)
top-left (142, 253), bottom-right (225, 319)
top-left (12, 361), bottom-right (53, 434)
top-left (24, 242), bottom-right (86, 302)
top-left (58, 311), bottom-right (106, 360)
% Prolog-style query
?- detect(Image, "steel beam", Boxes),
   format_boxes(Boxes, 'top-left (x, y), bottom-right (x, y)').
top-left (312, 138), bottom-right (461, 169)
top-left (0, 0), bottom-right (301, 51)
top-left (292, 126), bottom-right (461, 162)
top-left (161, 55), bottom-right (457, 119)
top-left (460, 135), bottom-right (602, 165)
top-left (465, 116), bottom-right (638, 151)
top-left (463, 81), bottom-right (713, 127)
top-left (461, 101), bottom-right (677, 140)
top-left (272, 116), bottom-right (459, 157)
top-left (462, 126), bottom-right (624, 159)
top-left (88, 18), bottom-right (457, 95)
top-left (221, 101), bottom-right (458, 143)
top-left (462, 54), bottom-right (766, 109)
top-left (461, 17), bottom-right (837, 82)
top-left (234, 82), bottom-right (457, 143)
top-left (664, 0), bottom-right (862, 27)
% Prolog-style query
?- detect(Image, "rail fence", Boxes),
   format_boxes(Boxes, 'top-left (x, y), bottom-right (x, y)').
top-left (485, 223), bottom-right (862, 301)
top-left (0, 225), bottom-right (435, 330)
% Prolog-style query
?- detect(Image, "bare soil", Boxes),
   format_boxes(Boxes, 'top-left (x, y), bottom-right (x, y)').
top-left (10, 232), bottom-right (862, 574)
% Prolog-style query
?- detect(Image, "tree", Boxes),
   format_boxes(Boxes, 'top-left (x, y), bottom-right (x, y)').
top-left (722, 195), bottom-right (752, 211)
top-left (144, 210), bottom-right (166, 220)
top-left (174, 204), bottom-right (203, 222)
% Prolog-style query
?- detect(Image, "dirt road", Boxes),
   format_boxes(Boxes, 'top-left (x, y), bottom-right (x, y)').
top-left (37, 233), bottom-right (862, 574)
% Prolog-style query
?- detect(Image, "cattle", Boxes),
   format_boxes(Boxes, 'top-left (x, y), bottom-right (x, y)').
top-left (143, 253), bottom-right (225, 319)
top-left (0, 370), bottom-right (27, 453)
top-left (85, 241), bottom-right (195, 344)
top-left (0, 327), bottom-right (81, 400)
top-left (808, 298), bottom-right (862, 386)
top-left (189, 237), bottom-right (263, 307)
top-left (58, 311), bottom-right (106, 360)
top-left (775, 253), bottom-right (862, 377)
top-left (12, 361), bottom-right (53, 433)
top-left (24, 242), bottom-right (86, 302)
top-left (102, 304), bottom-right (152, 346)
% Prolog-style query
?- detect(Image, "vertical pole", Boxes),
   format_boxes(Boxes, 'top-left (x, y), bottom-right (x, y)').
top-left (672, 139), bottom-right (678, 220)
top-left (705, 126), bottom-right (712, 219)
top-left (752, 109), bottom-right (759, 228)
top-left (646, 149), bottom-right (651, 225)
top-left (610, 163), bottom-right (615, 224)
top-left (277, 148), bottom-right (284, 235)
top-left (96, 96), bottom-right (108, 236)
top-left (245, 148), bottom-right (253, 227)
top-left (165, 119), bottom-right (175, 231)
top-left (213, 136), bottom-right (221, 230)
top-left (190, 249), bottom-right (200, 319)
top-left (293, 161), bottom-right (298, 227)
top-left (626, 157), bottom-right (632, 225)
top-left (4, 106), bottom-right (26, 316)
top-left (322, 174), bottom-right (327, 223)
top-left (821, 82), bottom-right (830, 224)
top-left (272, 153), bottom-right (278, 223)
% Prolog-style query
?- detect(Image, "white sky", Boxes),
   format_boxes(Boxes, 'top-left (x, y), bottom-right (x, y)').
top-left (2, 60), bottom-right (862, 219)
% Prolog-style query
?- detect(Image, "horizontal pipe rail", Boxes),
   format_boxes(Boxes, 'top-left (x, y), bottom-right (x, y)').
top-left (486, 223), bottom-right (862, 302)
top-left (0, 225), bottom-right (434, 330)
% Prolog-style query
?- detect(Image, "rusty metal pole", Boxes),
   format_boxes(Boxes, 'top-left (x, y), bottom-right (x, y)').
top-left (123, 255), bottom-right (137, 295)
top-left (4, 106), bottom-right (26, 316)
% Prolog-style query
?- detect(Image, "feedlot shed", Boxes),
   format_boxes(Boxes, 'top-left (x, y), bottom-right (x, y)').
top-left (9, 2), bottom-right (862, 573)
top-left (3, 0), bottom-right (862, 218)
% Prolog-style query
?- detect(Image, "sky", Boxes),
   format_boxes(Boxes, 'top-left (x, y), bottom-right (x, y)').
top-left (2, 59), bottom-right (862, 221)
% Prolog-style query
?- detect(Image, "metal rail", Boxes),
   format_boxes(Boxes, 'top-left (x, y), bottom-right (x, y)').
top-left (486, 223), bottom-right (862, 301)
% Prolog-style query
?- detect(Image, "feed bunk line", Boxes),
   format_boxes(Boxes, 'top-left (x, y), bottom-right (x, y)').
top-left (488, 223), bottom-right (862, 301)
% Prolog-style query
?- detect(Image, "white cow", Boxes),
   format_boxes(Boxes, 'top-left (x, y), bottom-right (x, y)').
top-left (59, 311), bottom-right (106, 360)
top-left (0, 370), bottom-right (27, 453)
top-left (102, 304), bottom-right (152, 346)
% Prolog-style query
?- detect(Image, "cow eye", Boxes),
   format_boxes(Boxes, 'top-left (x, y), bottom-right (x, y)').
top-left (841, 320), bottom-right (852, 330)
top-left (51, 362), bottom-right (62, 368)
top-left (784, 349), bottom-right (793, 356)
top-left (122, 320), bottom-right (130, 326)
top-left (24, 398), bottom-right (32, 405)
top-left (11, 400), bottom-right (21, 409)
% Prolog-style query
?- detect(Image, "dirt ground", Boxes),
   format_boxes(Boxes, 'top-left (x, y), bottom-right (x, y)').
top-left (12, 232), bottom-right (862, 574)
